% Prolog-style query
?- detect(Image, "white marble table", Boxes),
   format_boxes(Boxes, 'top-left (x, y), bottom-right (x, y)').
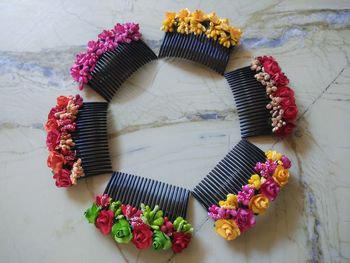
top-left (1, 1), bottom-right (350, 262)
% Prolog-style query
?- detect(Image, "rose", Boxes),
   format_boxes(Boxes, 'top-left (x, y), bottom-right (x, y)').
top-left (280, 96), bottom-right (296, 109)
top-left (219, 193), bottom-right (237, 209)
top-left (262, 59), bottom-right (281, 77)
top-left (249, 194), bottom-right (270, 214)
top-left (45, 118), bottom-right (58, 132)
top-left (95, 194), bottom-right (111, 208)
top-left (111, 219), bottom-right (133, 243)
top-left (274, 86), bottom-right (294, 98)
top-left (152, 230), bottom-right (172, 250)
top-left (46, 130), bottom-right (61, 151)
top-left (95, 210), bottom-right (114, 235)
top-left (275, 122), bottom-right (295, 137)
top-left (56, 96), bottom-right (70, 108)
top-left (171, 232), bottom-right (192, 253)
top-left (214, 219), bottom-right (240, 241)
top-left (260, 177), bottom-right (280, 201)
top-left (53, 168), bottom-right (72, 187)
top-left (47, 151), bottom-right (65, 173)
top-left (283, 105), bottom-right (298, 121)
top-left (265, 150), bottom-right (282, 161)
top-left (272, 165), bottom-right (290, 186)
top-left (281, 155), bottom-right (292, 169)
top-left (248, 174), bottom-right (262, 189)
top-left (272, 72), bottom-right (289, 86)
top-left (235, 208), bottom-right (256, 232)
top-left (132, 224), bottom-right (153, 249)
top-left (48, 107), bottom-right (59, 119)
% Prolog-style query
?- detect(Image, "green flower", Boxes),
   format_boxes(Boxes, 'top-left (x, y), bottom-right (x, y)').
top-left (152, 230), bottom-right (172, 250)
top-left (141, 204), bottom-right (164, 230)
top-left (84, 203), bottom-right (101, 224)
top-left (173, 217), bottom-right (193, 233)
top-left (111, 219), bottom-right (133, 243)
top-left (109, 201), bottom-right (123, 217)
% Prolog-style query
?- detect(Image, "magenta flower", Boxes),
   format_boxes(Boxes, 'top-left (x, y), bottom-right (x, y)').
top-left (235, 208), bottom-right (256, 232)
top-left (260, 177), bottom-right (280, 201)
top-left (208, 205), bottom-right (237, 220)
top-left (281, 155), bottom-right (291, 169)
top-left (237, 185), bottom-right (255, 205)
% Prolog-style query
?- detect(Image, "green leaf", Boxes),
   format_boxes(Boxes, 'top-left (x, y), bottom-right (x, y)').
top-left (84, 203), bottom-right (101, 224)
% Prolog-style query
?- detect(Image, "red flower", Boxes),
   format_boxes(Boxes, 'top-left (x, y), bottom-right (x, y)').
top-left (275, 122), bottom-right (295, 137)
top-left (132, 224), bottom-right (153, 249)
top-left (95, 210), bottom-right (114, 235)
top-left (95, 194), bottom-right (111, 208)
top-left (46, 130), bottom-right (61, 151)
top-left (45, 118), bottom-right (58, 132)
top-left (262, 59), bottom-right (281, 77)
top-left (160, 217), bottom-right (174, 236)
top-left (272, 72), bottom-right (289, 86)
top-left (57, 96), bottom-right (70, 108)
top-left (274, 86), bottom-right (294, 98)
top-left (280, 96), bottom-right (296, 109)
top-left (48, 107), bottom-right (60, 119)
top-left (172, 232), bottom-right (192, 253)
top-left (283, 105), bottom-right (298, 121)
top-left (53, 169), bottom-right (72, 187)
top-left (47, 151), bottom-right (65, 173)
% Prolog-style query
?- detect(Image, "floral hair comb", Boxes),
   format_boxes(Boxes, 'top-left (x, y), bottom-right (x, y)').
top-left (85, 171), bottom-right (193, 253)
top-left (159, 9), bottom-right (242, 74)
top-left (70, 22), bottom-right (157, 101)
top-left (192, 139), bottom-right (291, 240)
top-left (225, 56), bottom-right (298, 137)
top-left (45, 95), bottom-right (112, 187)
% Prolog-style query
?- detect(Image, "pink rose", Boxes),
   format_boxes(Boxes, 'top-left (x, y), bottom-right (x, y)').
top-left (172, 232), bottom-right (192, 253)
top-left (95, 194), bottom-right (111, 208)
top-left (95, 210), bottom-right (114, 235)
top-left (132, 224), bottom-right (153, 249)
top-left (46, 130), bottom-right (61, 151)
top-left (53, 169), bottom-right (72, 188)
top-left (260, 177), bottom-right (280, 201)
top-left (235, 208), bottom-right (256, 232)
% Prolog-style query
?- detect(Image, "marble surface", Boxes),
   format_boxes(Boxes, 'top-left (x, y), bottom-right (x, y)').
top-left (0, 0), bottom-right (350, 262)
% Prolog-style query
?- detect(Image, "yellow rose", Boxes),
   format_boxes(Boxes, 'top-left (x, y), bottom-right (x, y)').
top-left (272, 165), bottom-right (289, 186)
top-left (249, 194), bottom-right (269, 214)
top-left (214, 219), bottom-right (240, 241)
top-left (248, 174), bottom-right (262, 189)
top-left (265, 150), bottom-right (282, 161)
top-left (219, 194), bottom-right (237, 209)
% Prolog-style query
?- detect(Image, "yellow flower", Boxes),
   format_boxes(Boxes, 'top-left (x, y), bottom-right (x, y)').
top-left (207, 12), bottom-right (220, 25)
top-left (177, 8), bottom-right (190, 20)
top-left (214, 219), bottom-right (240, 241)
top-left (272, 165), bottom-right (289, 186)
top-left (266, 150), bottom-right (282, 161)
top-left (249, 194), bottom-right (269, 214)
top-left (219, 194), bottom-right (237, 209)
top-left (191, 9), bottom-right (206, 22)
top-left (229, 27), bottom-right (242, 45)
top-left (161, 12), bottom-right (176, 32)
top-left (248, 174), bottom-right (262, 189)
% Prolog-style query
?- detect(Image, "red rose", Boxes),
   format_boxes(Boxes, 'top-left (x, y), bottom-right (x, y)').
top-left (53, 169), bottom-right (72, 187)
top-left (263, 60), bottom-right (281, 77)
top-left (274, 86), bottom-right (294, 98)
top-left (132, 224), bottom-right (153, 249)
top-left (280, 96), bottom-right (296, 109)
top-left (46, 130), bottom-right (61, 151)
top-left (95, 194), bottom-right (111, 208)
top-left (275, 122), bottom-right (295, 137)
top-left (47, 151), bottom-right (65, 172)
top-left (95, 210), bottom-right (114, 235)
top-left (272, 72), bottom-right (289, 86)
top-left (48, 107), bottom-right (60, 119)
top-left (171, 232), bottom-right (192, 253)
top-left (45, 118), bottom-right (58, 132)
top-left (283, 105), bottom-right (298, 121)
top-left (57, 96), bottom-right (70, 108)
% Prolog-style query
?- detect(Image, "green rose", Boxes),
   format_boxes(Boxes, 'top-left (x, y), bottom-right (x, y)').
top-left (111, 219), bottom-right (133, 243)
top-left (85, 203), bottom-right (101, 224)
top-left (152, 230), bottom-right (172, 250)
top-left (173, 217), bottom-right (193, 233)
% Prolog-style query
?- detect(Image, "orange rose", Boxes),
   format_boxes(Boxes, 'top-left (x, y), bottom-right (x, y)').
top-left (272, 165), bottom-right (289, 186)
top-left (47, 151), bottom-right (65, 173)
top-left (249, 194), bottom-right (269, 214)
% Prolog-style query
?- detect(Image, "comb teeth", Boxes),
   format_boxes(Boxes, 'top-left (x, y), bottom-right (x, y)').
top-left (159, 32), bottom-right (233, 75)
top-left (192, 139), bottom-right (266, 209)
top-left (72, 102), bottom-right (113, 177)
top-left (104, 171), bottom-right (190, 221)
top-left (88, 40), bottom-right (157, 102)
top-left (225, 66), bottom-right (272, 138)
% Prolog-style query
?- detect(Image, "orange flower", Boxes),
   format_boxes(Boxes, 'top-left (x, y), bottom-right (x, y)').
top-left (47, 151), bottom-right (65, 173)
top-left (249, 194), bottom-right (269, 214)
top-left (45, 118), bottom-right (58, 132)
top-left (272, 165), bottom-right (289, 186)
top-left (56, 96), bottom-right (70, 108)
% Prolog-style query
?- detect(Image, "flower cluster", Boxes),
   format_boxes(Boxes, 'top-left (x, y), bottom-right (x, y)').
top-left (45, 95), bottom-right (84, 187)
top-left (250, 56), bottom-right (298, 137)
top-left (161, 9), bottom-right (241, 48)
top-left (208, 150), bottom-right (291, 240)
top-left (70, 22), bottom-right (142, 90)
top-left (85, 195), bottom-right (193, 253)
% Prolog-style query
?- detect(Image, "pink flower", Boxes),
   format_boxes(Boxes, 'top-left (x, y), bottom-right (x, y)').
top-left (121, 204), bottom-right (142, 220)
top-left (208, 205), bottom-right (237, 220)
top-left (260, 177), bottom-right (280, 201)
top-left (95, 194), bottom-right (111, 208)
top-left (53, 169), bottom-right (72, 188)
top-left (160, 217), bottom-right (174, 236)
top-left (237, 185), bottom-right (255, 205)
top-left (46, 130), bottom-right (61, 151)
top-left (281, 155), bottom-right (291, 169)
top-left (235, 208), bottom-right (256, 232)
